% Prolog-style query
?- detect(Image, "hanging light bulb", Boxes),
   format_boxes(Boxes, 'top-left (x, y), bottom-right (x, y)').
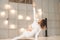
top-left (0, 11), bottom-right (5, 17)
top-left (3, 20), bottom-right (8, 25)
top-left (19, 28), bottom-right (25, 33)
top-left (38, 9), bottom-right (42, 16)
top-left (10, 9), bottom-right (16, 14)
top-left (4, 4), bottom-right (11, 9)
top-left (9, 24), bottom-right (16, 29)
top-left (18, 15), bottom-right (23, 20)
top-left (26, 16), bottom-right (31, 20)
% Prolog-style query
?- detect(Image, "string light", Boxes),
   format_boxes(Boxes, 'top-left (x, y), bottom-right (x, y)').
top-left (4, 4), bottom-right (11, 9)
top-left (3, 20), bottom-right (8, 25)
top-left (9, 24), bottom-right (16, 29)
top-left (26, 16), bottom-right (31, 20)
top-left (0, 11), bottom-right (5, 17)
top-left (18, 15), bottom-right (23, 20)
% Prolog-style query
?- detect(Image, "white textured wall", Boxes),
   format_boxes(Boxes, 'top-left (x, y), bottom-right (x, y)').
top-left (34, 0), bottom-right (60, 36)
top-left (0, 0), bottom-right (33, 39)
top-left (48, 0), bottom-right (60, 36)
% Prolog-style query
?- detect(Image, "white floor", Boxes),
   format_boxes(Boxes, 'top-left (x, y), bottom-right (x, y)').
top-left (0, 36), bottom-right (60, 40)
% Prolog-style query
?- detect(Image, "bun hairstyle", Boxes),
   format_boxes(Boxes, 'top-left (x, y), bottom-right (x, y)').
top-left (38, 19), bottom-right (47, 29)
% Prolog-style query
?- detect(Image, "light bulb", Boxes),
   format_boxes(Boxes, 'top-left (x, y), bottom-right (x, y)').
top-left (0, 11), bottom-right (5, 17)
top-left (4, 4), bottom-right (11, 9)
top-left (19, 28), bottom-right (25, 32)
top-left (9, 24), bottom-right (16, 29)
top-left (4, 20), bottom-right (8, 25)
top-left (18, 15), bottom-right (23, 20)
top-left (26, 16), bottom-right (31, 20)
top-left (10, 9), bottom-right (16, 14)
top-left (38, 9), bottom-right (42, 16)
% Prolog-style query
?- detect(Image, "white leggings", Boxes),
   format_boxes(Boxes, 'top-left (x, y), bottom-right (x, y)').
top-left (12, 30), bottom-right (40, 40)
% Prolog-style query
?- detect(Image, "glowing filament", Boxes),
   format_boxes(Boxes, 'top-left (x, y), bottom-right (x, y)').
top-left (19, 28), bottom-right (25, 32)
top-left (18, 15), bottom-right (23, 20)
top-left (26, 16), bottom-right (31, 20)
top-left (4, 20), bottom-right (8, 25)
top-left (38, 9), bottom-right (42, 16)
top-left (10, 9), bottom-right (16, 14)
top-left (4, 4), bottom-right (11, 9)
top-left (0, 11), bottom-right (5, 17)
top-left (9, 24), bottom-right (16, 29)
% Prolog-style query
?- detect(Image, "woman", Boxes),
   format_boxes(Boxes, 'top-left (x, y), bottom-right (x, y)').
top-left (12, 19), bottom-right (46, 40)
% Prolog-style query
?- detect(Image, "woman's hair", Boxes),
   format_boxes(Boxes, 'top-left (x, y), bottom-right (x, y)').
top-left (38, 19), bottom-right (47, 29)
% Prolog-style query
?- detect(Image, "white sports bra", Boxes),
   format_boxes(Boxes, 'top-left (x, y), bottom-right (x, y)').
top-left (31, 20), bottom-right (41, 31)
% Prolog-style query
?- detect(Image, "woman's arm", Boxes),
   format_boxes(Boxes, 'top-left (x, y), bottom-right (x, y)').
top-left (27, 25), bottom-right (32, 31)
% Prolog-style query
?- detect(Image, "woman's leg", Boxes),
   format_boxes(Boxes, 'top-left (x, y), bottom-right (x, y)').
top-left (12, 34), bottom-right (25, 40)
top-left (12, 30), bottom-right (35, 40)
top-left (35, 31), bottom-right (40, 40)
top-left (12, 31), bottom-right (32, 40)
